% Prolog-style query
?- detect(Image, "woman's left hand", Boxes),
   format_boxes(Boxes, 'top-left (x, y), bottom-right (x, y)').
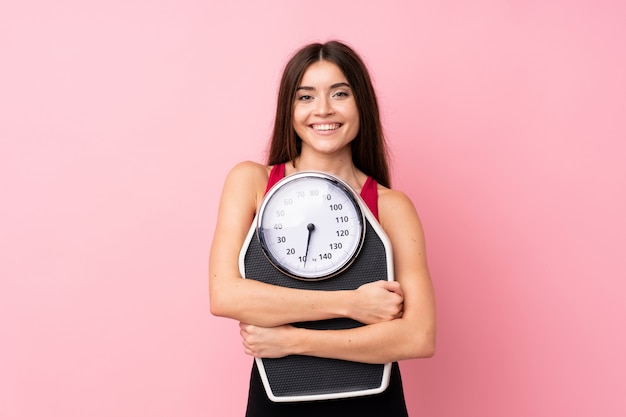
top-left (239, 322), bottom-right (298, 358)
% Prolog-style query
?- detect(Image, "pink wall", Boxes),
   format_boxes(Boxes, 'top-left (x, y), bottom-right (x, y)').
top-left (1, 1), bottom-right (624, 416)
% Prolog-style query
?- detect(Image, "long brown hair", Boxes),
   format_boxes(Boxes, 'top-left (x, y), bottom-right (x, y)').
top-left (266, 41), bottom-right (391, 188)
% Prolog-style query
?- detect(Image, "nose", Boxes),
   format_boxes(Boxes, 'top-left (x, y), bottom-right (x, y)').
top-left (314, 95), bottom-right (334, 116)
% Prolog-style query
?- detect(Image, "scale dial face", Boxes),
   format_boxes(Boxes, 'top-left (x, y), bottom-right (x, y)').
top-left (257, 172), bottom-right (365, 280)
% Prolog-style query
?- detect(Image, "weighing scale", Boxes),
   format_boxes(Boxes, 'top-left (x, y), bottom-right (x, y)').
top-left (239, 171), bottom-right (394, 402)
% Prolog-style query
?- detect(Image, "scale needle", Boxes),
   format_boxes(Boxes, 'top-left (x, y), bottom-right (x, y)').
top-left (303, 223), bottom-right (315, 267)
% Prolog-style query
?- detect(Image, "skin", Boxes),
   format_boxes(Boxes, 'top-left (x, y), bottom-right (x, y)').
top-left (209, 60), bottom-right (436, 364)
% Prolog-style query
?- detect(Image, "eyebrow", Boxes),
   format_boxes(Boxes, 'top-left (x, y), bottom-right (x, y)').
top-left (296, 82), bottom-right (352, 91)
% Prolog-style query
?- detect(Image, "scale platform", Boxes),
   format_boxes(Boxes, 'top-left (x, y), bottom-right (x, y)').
top-left (239, 200), bottom-right (394, 402)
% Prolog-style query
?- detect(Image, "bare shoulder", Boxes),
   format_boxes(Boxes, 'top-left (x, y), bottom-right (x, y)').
top-left (377, 186), bottom-right (425, 239)
top-left (225, 160), bottom-right (271, 184)
top-left (377, 186), bottom-right (420, 218)
top-left (222, 161), bottom-right (271, 204)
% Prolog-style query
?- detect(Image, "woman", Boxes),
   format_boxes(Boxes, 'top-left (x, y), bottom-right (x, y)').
top-left (209, 41), bottom-right (436, 416)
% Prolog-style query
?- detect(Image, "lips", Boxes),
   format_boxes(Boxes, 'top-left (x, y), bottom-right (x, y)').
top-left (311, 123), bottom-right (342, 131)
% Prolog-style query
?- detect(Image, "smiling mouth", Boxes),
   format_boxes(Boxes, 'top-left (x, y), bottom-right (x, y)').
top-left (311, 123), bottom-right (342, 131)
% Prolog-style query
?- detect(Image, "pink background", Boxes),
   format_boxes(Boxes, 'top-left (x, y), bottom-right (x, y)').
top-left (2, 1), bottom-right (625, 416)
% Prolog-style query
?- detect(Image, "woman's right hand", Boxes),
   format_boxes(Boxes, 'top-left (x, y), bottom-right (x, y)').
top-left (348, 280), bottom-right (404, 324)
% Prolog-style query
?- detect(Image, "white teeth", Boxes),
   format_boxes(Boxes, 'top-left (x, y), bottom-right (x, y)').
top-left (313, 123), bottom-right (340, 131)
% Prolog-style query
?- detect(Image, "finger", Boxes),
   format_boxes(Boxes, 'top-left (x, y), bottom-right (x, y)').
top-left (382, 280), bottom-right (403, 295)
top-left (243, 344), bottom-right (254, 356)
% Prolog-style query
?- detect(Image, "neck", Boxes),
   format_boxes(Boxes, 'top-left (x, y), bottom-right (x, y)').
top-left (289, 152), bottom-right (365, 191)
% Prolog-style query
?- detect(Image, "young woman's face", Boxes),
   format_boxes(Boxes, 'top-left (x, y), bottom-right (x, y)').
top-left (292, 60), bottom-right (360, 156)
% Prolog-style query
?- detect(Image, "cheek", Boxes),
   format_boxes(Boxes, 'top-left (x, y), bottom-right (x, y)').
top-left (292, 106), bottom-right (308, 125)
top-left (349, 116), bottom-right (360, 139)
top-left (342, 102), bottom-right (359, 123)
top-left (347, 107), bottom-right (360, 130)
top-left (292, 118), bottom-right (307, 139)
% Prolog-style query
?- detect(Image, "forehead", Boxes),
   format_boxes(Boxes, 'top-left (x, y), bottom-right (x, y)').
top-left (299, 60), bottom-right (348, 87)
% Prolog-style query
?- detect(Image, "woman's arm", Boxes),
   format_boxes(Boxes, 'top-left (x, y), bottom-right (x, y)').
top-left (239, 188), bottom-right (436, 363)
top-left (209, 162), bottom-right (404, 328)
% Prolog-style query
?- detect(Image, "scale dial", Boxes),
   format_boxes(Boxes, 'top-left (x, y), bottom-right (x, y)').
top-left (257, 172), bottom-right (365, 280)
